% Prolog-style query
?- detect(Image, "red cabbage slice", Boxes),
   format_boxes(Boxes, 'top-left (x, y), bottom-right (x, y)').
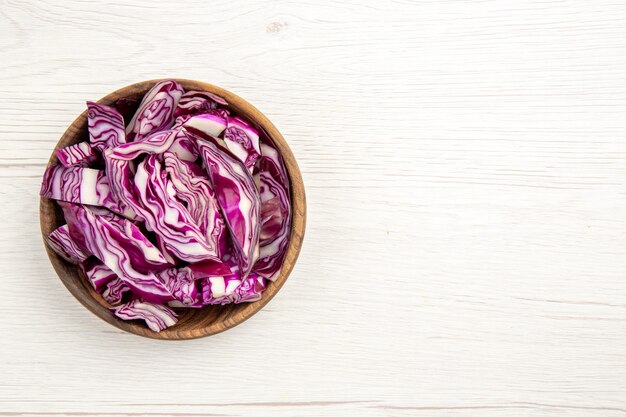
top-left (87, 102), bottom-right (126, 152)
top-left (107, 128), bottom-right (179, 160)
top-left (223, 116), bottom-right (260, 171)
top-left (173, 90), bottom-right (226, 118)
top-left (133, 155), bottom-right (220, 263)
top-left (158, 267), bottom-right (199, 306)
top-left (40, 164), bottom-right (134, 219)
top-left (126, 80), bottom-right (183, 141)
top-left (102, 278), bottom-right (130, 305)
top-left (41, 165), bottom-right (110, 206)
top-left (56, 142), bottom-right (97, 167)
top-left (168, 129), bottom-right (198, 162)
top-left (81, 260), bottom-right (116, 292)
top-left (163, 153), bottom-right (226, 256)
top-left (111, 300), bottom-right (178, 332)
top-left (196, 139), bottom-right (261, 277)
top-left (188, 260), bottom-right (233, 277)
top-left (234, 273), bottom-right (266, 303)
top-left (212, 108), bottom-right (231, 118)
top-left (201, 273), bottom-right (241, 305)
top-left (164, 262), bottom-right (233, 309)
top-left (88, 207), bottom-right (170, 270)
top-left (60, 203), bottom-right (172, 303)
top-left (94, 175), bottom-right (137, 219)
top-left (155, 234), bottom-right (178, 265)
top-left (201, 273), bottom-right (265, 305)
top-left (47, 224), bottom-right (90, 264)
top-left (103, 129), bottom-right (180, 223)
top-left (252, 142), bottom-right (291, 281)
top-left (183, 113), bottom-right (227, 138)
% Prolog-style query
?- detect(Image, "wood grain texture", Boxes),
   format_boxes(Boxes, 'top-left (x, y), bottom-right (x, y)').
top-left (39, 79), bottom-right (306, 340)
top-left (1, 0), bottom-right (626, 415)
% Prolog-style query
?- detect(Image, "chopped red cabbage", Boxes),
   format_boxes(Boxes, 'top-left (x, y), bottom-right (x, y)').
top-left (56, 142), bottom-right (98, 167)
top-left (47, 224), bottom-right (90, 264)
top-left (42, 80), bottom-right (293, 332)
top-left (102, 278), bottom-right (131, 305)
top-left (133, 155), bottom-right (221, 263)
top-left (202, 273), bottom-right (266, 305)
top-left (158, 267), bottom-right (199, 307)
top-left (60, 202), bottom-right (172, 303)
top-left (196, 139), bottom-right (261, 278)
top-left (41, 165), bottom-right (110, 206)
top-left (111, 300), bottom-right (178, 332)
top-left (163, 153), bottom-right (226, 256)
top-left (183, 113), bottom-right (227, 138)
top-left (81, 260), bottom-right (116, 292)
top-left (223, 116), bottom-right (261, 171)
top-left (87, 102), bottom-right (126, 152)
top-left (252, 142), bottom-right (291, 281)
top-left (174, 90), bottom-right (226, 119)
top-left (126, 80), bottom-right (183, 141)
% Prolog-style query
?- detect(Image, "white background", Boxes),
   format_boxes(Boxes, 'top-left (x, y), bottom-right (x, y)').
top-left (1, 1), bottom-right (626, 416)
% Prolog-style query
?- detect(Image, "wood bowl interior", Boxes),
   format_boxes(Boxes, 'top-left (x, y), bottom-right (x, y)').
top-left (40, 79), bottom-right (306, 340)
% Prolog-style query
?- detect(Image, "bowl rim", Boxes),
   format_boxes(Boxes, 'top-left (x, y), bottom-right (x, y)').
top-left (39, 78), bottom-right (306, 340)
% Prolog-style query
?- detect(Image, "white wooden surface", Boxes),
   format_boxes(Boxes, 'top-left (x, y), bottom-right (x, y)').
top-left (1, 0), bottom-right (626, 415)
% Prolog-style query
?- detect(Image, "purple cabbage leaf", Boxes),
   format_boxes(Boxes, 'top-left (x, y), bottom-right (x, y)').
top-left (133, 155), bottom-right (221, 263)
top-left (60, 202), bottom-right (172, 303)
top-left (195, 139), bottom-right (261, 278)
top-left (87, 101), bottom-right (126, 153)
top-left (126, 80), bottom-right (183, 141)
top-left (81, 259), bottom-right (116, 292)
top-left (252, 141), bottom-right (291, 281)
top-left (111, 300), bottom-right (178, 332)
top-left (47, 224), bottom-right (90, 264)
top-left (56, 142), bottom-right (98, 167)
top-left (223, 116), bottom-right (261, 171)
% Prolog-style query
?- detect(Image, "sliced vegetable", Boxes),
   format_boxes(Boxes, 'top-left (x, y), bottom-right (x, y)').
top-left (196, 139), bottom-right (261, 277)
top-left (47, 224), bottom-right (90, 264)
top-left (41, 165), bottom-right (110, 206)
top-left (201, 273), bottom-right (265, 305)
top-left (102, 278), bottom-right (130, 305)
top-left (183, 113), bottom-right (227, 138)
top-left (154, 234), bottom-right (177, 265)
top-left (234, 273), bottom-right (266, 303)
top-left (163, 153), bottom-right (226, 255)
top-left (158, 267), bottom-right (199, 306)
top-left (223, 116), bottom-right (260, 171)
top-left (168, 129), bottom-right (198, 162)
top-left (89, 207), bottom-right (170, 271)
top-left (201, 274), bottom-right (242, 305)
top-left (81, 260), bottom-right (116, 292)
top-left (56, 142), bottom-right (97, 167)
top-left (188, 260), bottom-right (233, 277)
top-left (252, 141), bottom-right (291, 281)
top-left (133, 155), bottom-right (220, 263)
top-left (111, 300), bottom-right (178, 332)
top-left (174, 90), bottom-right (225, 118)
top-left (60, 202), bottom-right (172, 303)
top-left (94, 175), bottom-right (137, 219)
top-left (107, 128), bottom-right (179, 160)
top-left (87, 102), bottom-right (126, 152)
top-left (126, 80), bottom-right (183, 141)
top-left (102, 129), bottom-right (182, 224)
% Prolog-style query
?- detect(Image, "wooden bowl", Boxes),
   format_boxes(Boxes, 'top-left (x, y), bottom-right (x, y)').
top-left (39, 79), bottom-right (306, 340)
